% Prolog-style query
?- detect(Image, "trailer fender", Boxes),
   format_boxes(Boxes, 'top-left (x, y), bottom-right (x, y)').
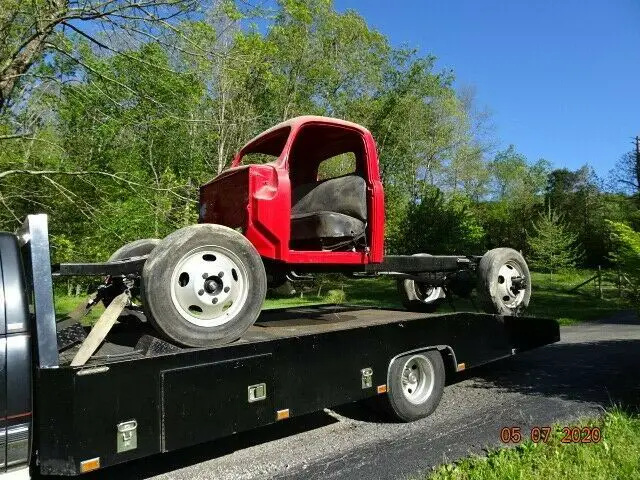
top-left (387, 344), bottom-right (458, 382)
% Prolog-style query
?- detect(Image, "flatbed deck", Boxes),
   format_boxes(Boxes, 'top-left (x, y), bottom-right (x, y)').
top-left (58, 305), bottom-right (556, 367)
top-left (59, 305), bottom-right (439, 365)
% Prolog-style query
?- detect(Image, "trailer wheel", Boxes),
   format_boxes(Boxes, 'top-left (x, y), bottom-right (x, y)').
top-left (386, 350), bottom-right (445, 422)
top-left (397, 254), bottom-right (444, 312)
top-left (141, 224), bottom-right (266, 347)
top-left (108, 238), bottom-right (160, 262)
top-left (477, 248), bottom-right (531, 315)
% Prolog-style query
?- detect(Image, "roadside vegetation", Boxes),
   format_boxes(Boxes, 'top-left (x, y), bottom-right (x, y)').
top-left (425, 409), bottom-right (640, 480)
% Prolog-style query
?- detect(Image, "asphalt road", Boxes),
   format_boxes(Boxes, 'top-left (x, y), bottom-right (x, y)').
top-left (76, 311), bottom-right (640, 480)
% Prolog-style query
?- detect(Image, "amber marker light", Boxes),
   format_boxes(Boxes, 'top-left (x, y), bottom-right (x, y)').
top-left (79, 457), bottom-right (100, 473)
top-left (377, 384), bottom-right (387, 394)
top-left (276, 409), bottom-right (290, 421)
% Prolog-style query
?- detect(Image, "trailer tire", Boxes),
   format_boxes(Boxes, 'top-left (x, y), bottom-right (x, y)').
top-left (477, 248), bottom-right (531, 315)
top-left (108, 238), bottom-right (160, 262)
top-left (385, 350), bottom-right (445, 422)
top-left (141, 224), bottom-right (266, 347)
top-left (397, 254), bottom-right (444, 312)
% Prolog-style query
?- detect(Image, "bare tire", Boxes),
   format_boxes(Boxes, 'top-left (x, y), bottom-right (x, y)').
top-left (397, 254), bottom-right (444, 313)
top-left (141, 224), bottom-right (267, 347)
top-left (477, 248), bottom-right (531, 315)
top-left (108, 238), bottom-right (160, 262)
top-left (385, 350), bottom-right (445, 422)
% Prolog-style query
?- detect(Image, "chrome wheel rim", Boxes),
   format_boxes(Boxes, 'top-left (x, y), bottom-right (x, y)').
top-left (401, 355), bottom-right (435, 405)
top-left (414, 283), bottom-right (442, 304)
top-left (496, 261), bottom-right (525, 308)
top-left (170, 246), bottom-right (248, 327)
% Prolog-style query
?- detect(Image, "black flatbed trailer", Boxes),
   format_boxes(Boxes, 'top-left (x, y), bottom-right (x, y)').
top-left (0, 215), bottom-right (560, 478)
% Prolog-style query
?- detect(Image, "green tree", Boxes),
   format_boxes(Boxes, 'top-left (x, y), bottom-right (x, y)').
top-left (0, 0), bottom-right (495, 263)
top-left (527, 211), bottom-right (582, 273)
top-left (476, 146), bottom-right (550, 253)
top-left (545, 166), bottom-right (619, 267)
top-left (608, 221), bottom-right (640, 301)
top-left (609, 137), bottom-right (640, 197)
top-left (398, 185), bottom-right (485, 255)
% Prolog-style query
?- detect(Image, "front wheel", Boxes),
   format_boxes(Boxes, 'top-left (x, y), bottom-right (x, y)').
top-left (141, 224), bottom-right (267, 347)
top-left (476, 248), bottom-right (531, 315)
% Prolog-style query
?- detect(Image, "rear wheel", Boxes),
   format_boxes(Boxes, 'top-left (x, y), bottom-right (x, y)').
top-left (384, 350), bottom-right (445, 422)
top-left (397, 254), bottom-right (444, 312)
top-left (142, 224), bottom-right (267, 347)
top-left (477, 248), bottom-right (531, 315)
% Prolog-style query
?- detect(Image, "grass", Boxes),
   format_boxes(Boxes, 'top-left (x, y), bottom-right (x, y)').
top-left (425, 409), bottom-right (640, 480)
top-left (53, 269), bottom-right (632, 326)
top-left (265, 269), bottom-right (631, 326)
top-left (527, 270), bottom-right (631, 325)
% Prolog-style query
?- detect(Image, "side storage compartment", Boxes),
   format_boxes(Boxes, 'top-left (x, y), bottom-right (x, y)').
top-left (161, 353), bottom-right (275, 451)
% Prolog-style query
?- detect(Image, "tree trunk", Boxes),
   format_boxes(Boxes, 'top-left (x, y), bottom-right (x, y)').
top-left (0, 0), bottom-right (68, 111)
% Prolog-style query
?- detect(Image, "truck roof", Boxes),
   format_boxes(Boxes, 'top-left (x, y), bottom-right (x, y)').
top-left (240, 116), bottom-right (371, 154)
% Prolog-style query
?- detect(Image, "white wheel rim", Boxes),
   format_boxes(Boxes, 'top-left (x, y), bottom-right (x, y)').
top-left (401, 355), bottom-right (435, 405)
top-left (496, 261), bottom-right (525, 308)
top-left (414, 283), bottom-right (442, 304)
top-left (170, 246), bottom-right (249, 327)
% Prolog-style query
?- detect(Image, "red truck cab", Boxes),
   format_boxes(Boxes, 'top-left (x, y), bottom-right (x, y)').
top-left (199, 116), bottom-right (385, 265)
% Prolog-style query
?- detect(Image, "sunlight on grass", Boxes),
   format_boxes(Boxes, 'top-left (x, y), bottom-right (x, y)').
top-left (528, 270), bottom-right (630, 325)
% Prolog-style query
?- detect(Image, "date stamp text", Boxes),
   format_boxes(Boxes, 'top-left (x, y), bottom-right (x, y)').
top-left (500, 426), bottom-right (601, 444)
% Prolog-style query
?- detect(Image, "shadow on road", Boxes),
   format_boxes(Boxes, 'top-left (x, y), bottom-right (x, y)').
top-left (466, 338), bottom-right (640, 411)
top-left (459, 311), bottom-right (640, 411)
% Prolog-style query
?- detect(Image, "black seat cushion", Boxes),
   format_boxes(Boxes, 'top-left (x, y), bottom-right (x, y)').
top-left (290, 174), bottom-right (367, 244)
top-left (291, 175), bottom-right (367, 222)
top-left (290, 211), bottom-right (366, 242)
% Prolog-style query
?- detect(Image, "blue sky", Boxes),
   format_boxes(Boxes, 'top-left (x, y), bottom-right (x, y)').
top-left (334, 0), bottom-right (640, 177)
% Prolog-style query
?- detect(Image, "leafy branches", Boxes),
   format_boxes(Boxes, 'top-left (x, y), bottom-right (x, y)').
top-left (608, 221), bottom-right (640, 301)
top-left (527, 211), bottom-right (582, 273)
